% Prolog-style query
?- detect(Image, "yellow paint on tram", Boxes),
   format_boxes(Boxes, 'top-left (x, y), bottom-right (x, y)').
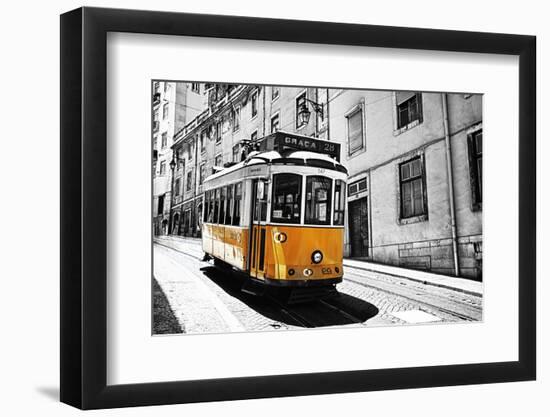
top-left (202, 223), bottom-right (343, 283)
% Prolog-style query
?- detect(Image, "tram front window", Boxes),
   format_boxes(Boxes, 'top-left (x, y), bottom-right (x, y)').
top-left (271, 173), bottom-right (302, 224)
top-left (305, 176), bottom-right (332, 225)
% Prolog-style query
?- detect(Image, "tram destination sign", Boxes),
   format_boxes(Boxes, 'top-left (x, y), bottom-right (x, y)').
top-left (258, 132), bottom-right (341, 161)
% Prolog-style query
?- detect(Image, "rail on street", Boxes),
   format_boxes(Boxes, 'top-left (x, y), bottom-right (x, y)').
top-left (153, 235), bottom-right (482, 335)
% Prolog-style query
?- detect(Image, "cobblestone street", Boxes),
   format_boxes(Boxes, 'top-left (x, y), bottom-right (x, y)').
top-left (153, 236), bottom-right (483, 334)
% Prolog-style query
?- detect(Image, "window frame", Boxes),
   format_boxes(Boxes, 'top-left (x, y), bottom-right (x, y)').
top-left (348, 178), bottom-right (367, 197)
top-left (174, 178), bottom-right (181, 196)
top-left (232, 182), bottom-right (242, 226)
top-left (270, 173), bottom-right (302, 225)
top-left (233, 106), bottom-right (241, 132)
top-left (200, 130), bottom-right (207, 153)
top-left (224, 185), bottom-right (233, 225)
top-left (250, 91), bottom-right (258, 119)
top-left (199, 163), bottom-right (206, 185)
top-left (186, 170), bottom-right (193, 192)
top-left (397, 154), bottom-right (428, 224)
top-left (393, 91), bottom-right (423, 135)
top-left (345, 103), bottom-right (365, 156)
top-left (467, 126), bottom-right (483, 211)
top-left (334, 179), bottom-right (346, 226)
top-left (232, 144), bottom-right (240, 162)
top-left (219, 187), bottom-right (226, 225)
top-left (270, 112), bottom-right (280, 133)
top-left (215, 120), bottom-right (222, 144)
top-left (213, 188), bottom-right (220, 224)
top-left (157, 194), bottom-right (164, 216)
top-left (304, 175), bottom-right (333, 226)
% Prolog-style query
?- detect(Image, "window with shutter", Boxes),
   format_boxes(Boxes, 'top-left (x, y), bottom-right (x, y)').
top-left (347, 109), bottom-right (364, 155)
top-left (399, 157), bottom-right (426, 219)
top-left (396, 92), bottom-right (422, 129)
top-left (468, 129), bottom-right (483, 210)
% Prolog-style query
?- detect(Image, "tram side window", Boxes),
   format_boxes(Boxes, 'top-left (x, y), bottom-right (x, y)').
top-left (232, 182), bottom-right (242, 226)
top-left (219, 187), bottom-right (226, 225)
top-left (253, 181), bottom-right (268, 222)
top-left (225, 185), bottom-right (233, 225)
top-left (271, 173), bottom-right (302, 224)
top-left (207, 191), bottom-right (214, 223)
top-left (334, 180), bottom-right (346, 226)
top-left (213, 188), bottom-right (220, 223)
top-left (305, 176), bottom-right (332, 225)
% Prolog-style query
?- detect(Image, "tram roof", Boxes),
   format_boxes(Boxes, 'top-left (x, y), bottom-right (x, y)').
top-left (203, 149), bottom-right (348, 184)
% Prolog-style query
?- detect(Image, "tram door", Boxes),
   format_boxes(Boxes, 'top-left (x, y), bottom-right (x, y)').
top-left (248, 179), bottom-right (268, 279)
top-left (349, 197), bottom-right (369, 258)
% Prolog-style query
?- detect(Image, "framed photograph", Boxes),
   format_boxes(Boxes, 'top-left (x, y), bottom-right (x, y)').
top-left (60, 6), bottom-right (536, 410)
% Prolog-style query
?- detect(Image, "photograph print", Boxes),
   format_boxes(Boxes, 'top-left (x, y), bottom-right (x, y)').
top-left (152, 82), bottom-right (483, 335)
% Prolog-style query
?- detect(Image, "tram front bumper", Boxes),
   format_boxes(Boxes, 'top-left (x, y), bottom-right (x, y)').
top-left (263, 276), bottom-right (342, 287)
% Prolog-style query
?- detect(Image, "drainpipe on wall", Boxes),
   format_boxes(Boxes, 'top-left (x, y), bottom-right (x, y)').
top-left (441, 93), bottom-right (460, 277)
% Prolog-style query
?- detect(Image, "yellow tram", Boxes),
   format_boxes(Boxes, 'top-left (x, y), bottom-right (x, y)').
top-left (201, 131), bottom-right (347, 294)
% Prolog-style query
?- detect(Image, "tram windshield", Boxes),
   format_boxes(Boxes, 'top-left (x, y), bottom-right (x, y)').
top-left (271, 173), bottom-right (302, 224)
top-left (305, 176), bottom-right (332, 225)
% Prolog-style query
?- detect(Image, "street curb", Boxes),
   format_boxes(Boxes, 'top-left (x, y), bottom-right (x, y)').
top-left (343, 262), bottom-right (483, 297)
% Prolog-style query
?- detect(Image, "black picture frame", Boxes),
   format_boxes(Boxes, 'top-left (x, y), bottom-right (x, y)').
top-left (60, 6), bottom-right (536, 410)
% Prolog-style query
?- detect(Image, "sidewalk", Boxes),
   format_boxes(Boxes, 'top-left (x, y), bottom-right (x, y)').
top-left (343, 258), bottom-right (482, 296)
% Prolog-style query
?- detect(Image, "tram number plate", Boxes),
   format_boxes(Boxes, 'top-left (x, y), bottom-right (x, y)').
top-left (321, 267), bottom-right (332, 274)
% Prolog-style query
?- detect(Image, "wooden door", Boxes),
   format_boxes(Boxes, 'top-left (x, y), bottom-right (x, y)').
top-left (349, 198), bottom-right (369, 258)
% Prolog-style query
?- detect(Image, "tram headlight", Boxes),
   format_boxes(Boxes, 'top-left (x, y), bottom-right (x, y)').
top-left (311, 250), bottom-right (323, 264)
top-left (303, 268), bottom-right (313, 277)
top-left (274, 232), bottom-right (287, 243)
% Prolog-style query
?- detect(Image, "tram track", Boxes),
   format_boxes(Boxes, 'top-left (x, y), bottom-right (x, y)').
top-left (154, 238), bottom-right (479, 325)
top-left (155, 240), bottom-right (368, 327)
top-left (342, 272), bottom-right (480, 322)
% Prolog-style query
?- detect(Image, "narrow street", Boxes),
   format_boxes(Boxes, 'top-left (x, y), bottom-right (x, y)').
top-left (153, 236), bottom-right (482, 335)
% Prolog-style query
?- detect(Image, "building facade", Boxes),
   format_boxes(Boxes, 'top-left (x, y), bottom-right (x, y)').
top-left (152, 81), bottom-right (206, 235)
top-left (167, 83), bottom-right (482, 280)
top-left (330, 90), bottom-right (482, 279)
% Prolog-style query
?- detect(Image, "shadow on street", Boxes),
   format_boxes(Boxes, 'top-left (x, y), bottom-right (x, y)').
top-left (200, 266), bottom-right (379, 328)
top-left (153, 277), bottom-right (184, 334)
